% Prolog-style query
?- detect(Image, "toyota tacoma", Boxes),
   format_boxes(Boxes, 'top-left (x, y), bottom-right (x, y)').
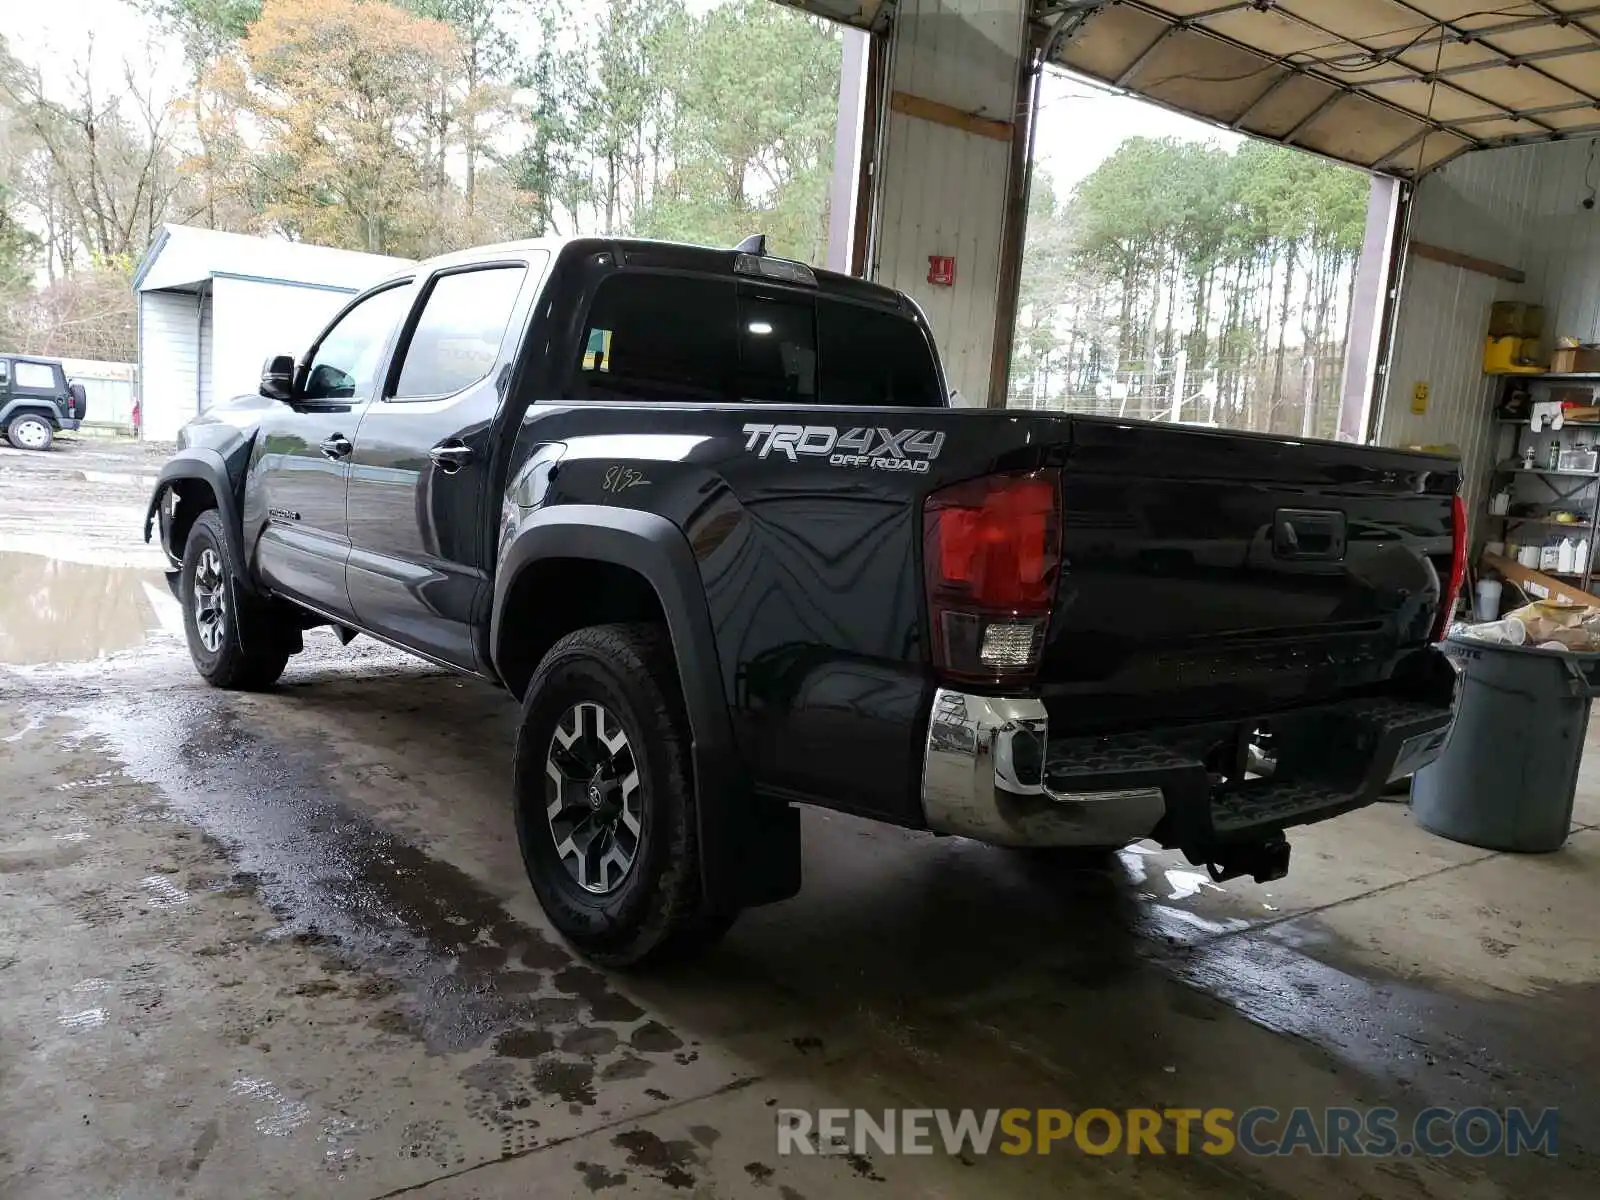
top-left (145, 236), bottom-right (1464, 965)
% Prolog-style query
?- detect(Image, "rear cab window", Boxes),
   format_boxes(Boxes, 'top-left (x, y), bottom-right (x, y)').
top-left (568, 273), bottom-right (943, 407)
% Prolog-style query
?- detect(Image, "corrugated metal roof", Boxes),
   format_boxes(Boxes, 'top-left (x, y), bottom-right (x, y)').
top-left (774, 0), bottom-right (892, 28)
top-left (1050, 1), bottom-right (1600, 176)
top-left (787, 0), bottom-right (1600, 177)
top-left (133, 225), bottom-right (412, 294)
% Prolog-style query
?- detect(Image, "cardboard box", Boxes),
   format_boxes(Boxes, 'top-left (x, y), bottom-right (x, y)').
top-left (1550, 346), bottom-right (1600, 374)
top-left (1483, 552), bottom-right (1600, 607)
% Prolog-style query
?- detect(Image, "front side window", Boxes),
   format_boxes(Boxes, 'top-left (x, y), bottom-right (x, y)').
top-left (0, 361), bottom-right (10, 385)
top-left (14, 362), bottom-right (56, 391)
top-left (393, 265), bottom-right (529, 400)
top-left (303, 284), bottom-right (412, 401)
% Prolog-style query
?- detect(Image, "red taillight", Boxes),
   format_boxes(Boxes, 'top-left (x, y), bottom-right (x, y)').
top-left (1433, 493), bottom-right (1468, 641)
top-left (923, 470), bottom-right (1061, 682)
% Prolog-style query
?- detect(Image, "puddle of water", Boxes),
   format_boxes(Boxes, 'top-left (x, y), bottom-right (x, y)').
top-left (0, 551), bottom-right (176, 665)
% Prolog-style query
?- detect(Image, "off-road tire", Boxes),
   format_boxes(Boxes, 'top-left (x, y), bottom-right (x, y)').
top-left (5, 413), bottom-right (54, 452)
top-left (180, 510), bottom-right (292, 689)
top-left (513, 623), bottom-right (737, 967)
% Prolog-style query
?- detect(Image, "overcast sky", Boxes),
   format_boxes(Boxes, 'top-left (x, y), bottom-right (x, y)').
top-left (7, 0), bottom-right (1241, 203)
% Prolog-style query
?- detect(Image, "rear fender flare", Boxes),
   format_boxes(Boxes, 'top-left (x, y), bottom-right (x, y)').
top-left (493, 505), bottom-right (799, 911)
top-left (493, 505), bottom-right (735, 760)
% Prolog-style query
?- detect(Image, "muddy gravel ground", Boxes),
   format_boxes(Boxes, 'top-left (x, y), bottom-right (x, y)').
top-left (2, 437), bottom-right (1598, 1199)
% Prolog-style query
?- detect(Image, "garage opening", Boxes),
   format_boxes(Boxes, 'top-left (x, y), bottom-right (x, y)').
top-left (1008, 69), bottom-right (1387, 441)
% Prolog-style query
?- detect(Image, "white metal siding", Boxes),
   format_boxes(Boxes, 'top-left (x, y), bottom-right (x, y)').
top-left (1377, 139), bottom-right (1600, 533)
top-left (138, 289), bottom-right (201, 442)
top-left (198, 290), bottom-right (214, 412)
top-left (209, 277), bottom-right (355, 407)
top-left (872, 0), bottom-right (1027, 406)
top-left (1518, 139), bottom-right (1600, 344)
top-left (58, 357), bottom-right (136, 433)
top-left (1381, 258), bottom-right (1511, 519)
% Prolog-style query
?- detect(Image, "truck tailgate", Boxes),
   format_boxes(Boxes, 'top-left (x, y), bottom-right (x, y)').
top-left (1038, 417), bottom-right (1460, 732)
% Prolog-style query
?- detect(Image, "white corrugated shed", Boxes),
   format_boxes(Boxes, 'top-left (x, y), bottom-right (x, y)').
top-left (136, 290), bottom-right (201, 443)
top-left (132, 225), bottom-right (411, 442)
top-left (1378, 139), bottom-right (1600, 529)
top-left (134, 225), bottom-right (408, 295)
top-left (871, 0), bottom-right (1027, 406)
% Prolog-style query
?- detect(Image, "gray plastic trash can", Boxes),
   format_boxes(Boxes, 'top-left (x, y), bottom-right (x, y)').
top-left (1411, 634), bottom-right (1600, 852)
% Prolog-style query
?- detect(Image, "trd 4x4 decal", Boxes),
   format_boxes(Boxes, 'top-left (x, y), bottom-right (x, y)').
top-left (741, 424), bottom-right (946, 473)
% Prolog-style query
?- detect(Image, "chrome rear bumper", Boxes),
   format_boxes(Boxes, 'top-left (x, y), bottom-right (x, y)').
top-left (920, 685), bottom-right (1457, 852)
top-left (920, 689), bottom-right (1164, 848)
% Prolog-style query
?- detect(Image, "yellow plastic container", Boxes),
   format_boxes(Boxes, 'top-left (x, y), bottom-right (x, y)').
top-left (1484, 335), bottom-right (1544, 374)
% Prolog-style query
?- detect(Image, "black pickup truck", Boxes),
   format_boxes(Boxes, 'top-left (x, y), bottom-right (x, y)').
top-left (145, 236), bottom-right (1464, 965)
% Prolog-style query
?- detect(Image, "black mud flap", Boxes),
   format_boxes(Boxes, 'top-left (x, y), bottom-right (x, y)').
top-left (693, 747), bottom-right (801, 911)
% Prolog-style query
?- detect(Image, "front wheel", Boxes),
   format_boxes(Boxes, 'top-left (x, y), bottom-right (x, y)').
top-left (513, 623), bottom-right (736, 967)
top-left (6, 413), bottom-right (53, 452)
top-left (180, 510), bottom-right (292, 689)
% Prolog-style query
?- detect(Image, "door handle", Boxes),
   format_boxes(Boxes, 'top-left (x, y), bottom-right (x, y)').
top-left (321, 434), bottom-right (353, 460)
top-left (429, 442), bottom-right (474, 474)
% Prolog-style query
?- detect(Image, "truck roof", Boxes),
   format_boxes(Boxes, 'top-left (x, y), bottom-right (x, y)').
top-left (384, 236), bottom-right (913, 313)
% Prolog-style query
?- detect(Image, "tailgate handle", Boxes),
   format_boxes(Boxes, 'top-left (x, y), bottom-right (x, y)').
top-left (1273, 508), bottom-right (1346, 561)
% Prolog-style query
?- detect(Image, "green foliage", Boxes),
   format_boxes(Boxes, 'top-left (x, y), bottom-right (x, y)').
top-left (139, 0), bottom-right (264, 61)
top-left (0, 182), bottom-right (41, 293)
top-left (1016, 135), bottom-right (1371, 434)
top-left (508, 0), bottom-right (839, 260)
top-left (4, 0), bottom-right (845, 356)
top-left (632, 1), bottom-right (839, 260)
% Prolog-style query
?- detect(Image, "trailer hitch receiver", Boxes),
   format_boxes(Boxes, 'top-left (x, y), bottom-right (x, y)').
top-left (1207, 835), bottom-right (1291, 884)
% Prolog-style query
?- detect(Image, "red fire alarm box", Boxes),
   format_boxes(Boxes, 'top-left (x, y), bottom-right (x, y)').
top-left (928, 255), bottom-right (956, 287)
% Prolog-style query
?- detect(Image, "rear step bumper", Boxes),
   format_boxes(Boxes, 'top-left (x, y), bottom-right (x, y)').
top-left (920, 687), bottom-right (1456, 854)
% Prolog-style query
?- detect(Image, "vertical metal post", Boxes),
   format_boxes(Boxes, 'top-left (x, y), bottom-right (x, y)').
top-left (1364, 180), bottom-right (1416, 445)
top-left (827, 27), bottom-right (870, 274)
top-left (852, 32), bottom-right (891, 279)
top-left (1338, 175), bottom-right (1403, 442)
top-left (987, 27), bottom-right (1042, 409)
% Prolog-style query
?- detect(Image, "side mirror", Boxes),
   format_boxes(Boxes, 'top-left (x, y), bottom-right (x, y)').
top-left (260, 355), bottom-right (296, 402)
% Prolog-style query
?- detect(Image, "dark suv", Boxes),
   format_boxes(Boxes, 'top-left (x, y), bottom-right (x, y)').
top-left (1, 355), bottom-right (86, 451)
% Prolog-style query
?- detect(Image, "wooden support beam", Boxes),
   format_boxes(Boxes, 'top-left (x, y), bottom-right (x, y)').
top-left (1408, 239), bottom-right (1526, 284)
top-left (889, 90), bottom-right (1013, 142)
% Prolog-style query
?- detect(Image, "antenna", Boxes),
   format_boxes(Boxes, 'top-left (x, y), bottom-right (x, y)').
top-left (734, 234), bottom-right (767, 255)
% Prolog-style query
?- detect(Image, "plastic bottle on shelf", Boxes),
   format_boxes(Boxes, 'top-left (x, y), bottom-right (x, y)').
top-left (1559, 537), bottom-right (1576, 573)
top-left (1580, 538), bottom-right (1592, 574)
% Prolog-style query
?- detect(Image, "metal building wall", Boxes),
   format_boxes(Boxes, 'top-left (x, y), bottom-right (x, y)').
top-left (1378, 141), bottom-right (1590, 522)
top-left (137, 289), bottom-right (201, 443)
top-left (871, 0), bottom-right (1028, 406)
top-left (1518, 139), bottom-right (1600, 343)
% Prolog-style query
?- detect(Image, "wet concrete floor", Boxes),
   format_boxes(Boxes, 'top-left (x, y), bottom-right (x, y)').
top-left (2, 441), bottom-right (1598, 1198)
